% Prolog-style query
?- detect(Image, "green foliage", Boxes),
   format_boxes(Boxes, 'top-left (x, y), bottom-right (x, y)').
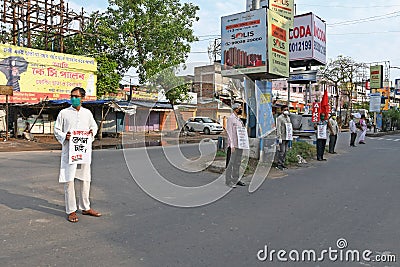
top-left (26, 1), bottom-right (199, 97)
top-left (285, 141), bottom-right (316, 165)
top-left (215, 150), bottom-right (226, 158)
top-left (106, 0), bottom-right (199, 83)
top-left (149, 67), bottom-right (192, 105)
top-left (95, 55), bottom-right (121, 97)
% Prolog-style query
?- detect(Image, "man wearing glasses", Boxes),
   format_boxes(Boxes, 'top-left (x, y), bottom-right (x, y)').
top-left (54, 87), bottom-right (101, 223)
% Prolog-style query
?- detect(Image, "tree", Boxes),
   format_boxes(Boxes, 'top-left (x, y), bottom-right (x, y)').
top-left (319, 55), bottom-right (364, 125)
top-left (149, 67), bottom-right (192, 130)
top-left (105, 0), bottom-right (199, 83)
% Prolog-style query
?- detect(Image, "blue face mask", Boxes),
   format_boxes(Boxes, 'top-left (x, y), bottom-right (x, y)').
top-left (71, 97), bottom-right (81, 108)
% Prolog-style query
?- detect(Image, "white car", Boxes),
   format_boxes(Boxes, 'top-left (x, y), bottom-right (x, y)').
top-left (184, 117), bottom-right (223, 135)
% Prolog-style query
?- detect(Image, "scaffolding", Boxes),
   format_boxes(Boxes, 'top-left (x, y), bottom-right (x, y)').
top-left (0, 0), bottom-right (87, 52)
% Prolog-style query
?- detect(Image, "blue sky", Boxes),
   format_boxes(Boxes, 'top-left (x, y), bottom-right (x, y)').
top-left (67, 0), bottom-right (400, 84)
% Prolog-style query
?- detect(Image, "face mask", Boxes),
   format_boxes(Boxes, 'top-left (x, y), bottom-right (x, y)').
top-left (237, 109), bottom-right (243, 115)
top-left (71, 97), bottom-right (81, 108)
top-left (283, 111), bottom-right (290, 115)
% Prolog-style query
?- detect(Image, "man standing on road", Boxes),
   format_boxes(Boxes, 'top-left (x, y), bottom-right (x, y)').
top-left (314, 113), bottom-right (333, 161)
top-left (349, 114), bottom-right (357, 147)
top-left (328, 114), bottom-right (339, 154)
top-left (54, 87), bottom-right (101, 223)
top-left (225, 103), bottom-right (246, 188)
top-left (276, 105), bottom-right (293, 170)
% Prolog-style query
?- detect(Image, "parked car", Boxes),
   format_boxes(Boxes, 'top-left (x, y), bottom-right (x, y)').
top-left (184, 117), bottom-right (223, 135)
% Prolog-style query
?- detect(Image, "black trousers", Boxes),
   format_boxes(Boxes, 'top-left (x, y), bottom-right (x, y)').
top-left (350, 133), bottom-right (357, 146)
top-left (316, 139), bottom-right (327, 160)
top-left (226, 147), bottom-right (243, 185)
top-left (329, 134), bottom-right (337, 153)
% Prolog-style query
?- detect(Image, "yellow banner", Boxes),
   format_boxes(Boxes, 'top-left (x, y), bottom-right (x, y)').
top-left (269, 0), bottom-right (294, 28)
top-left (0, 44), bottom-right (97, 99)
top-left (268, 9), bottom-right (290, 77)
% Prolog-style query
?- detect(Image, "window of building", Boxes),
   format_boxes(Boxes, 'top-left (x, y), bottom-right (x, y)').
top-left (292, 87), bottom-right (297, 93)
top-left (283, 87), bottom-right (287, 91)
top-left (299, 87), bottom-right (303, 93)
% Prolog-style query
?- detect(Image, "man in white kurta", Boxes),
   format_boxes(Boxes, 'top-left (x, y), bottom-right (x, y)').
top-left (54, 87), bottom-right (100, 222)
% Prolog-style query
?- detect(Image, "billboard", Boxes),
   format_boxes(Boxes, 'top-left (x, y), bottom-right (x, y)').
top-left (267, 9), bottom-right (290, 77)
top-left (395, 78), bottom-right (400, 91)
top-left (221, 8), bottom-right (267, 76)
top-left (369, 65), bottom-right (383, 89)
top-left (221, 8), bottom-right (289, 78)
top-left (0, 44), bottom-right (97, 103)
top-left (255, 80), bottom-right (275, 137)
top-left (369, 93), bottom-right (381, 112)
top-left (269, 0), bottom-right (294, 28)
top-left (289, 13), bottom-right (327, 66)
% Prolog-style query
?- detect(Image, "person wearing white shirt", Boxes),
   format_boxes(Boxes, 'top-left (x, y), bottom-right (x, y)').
top-left (328, 114), bottom-right (339, 153)
top-left (225, 103), bottom-right (246, 188)
top-left (54, 87), bottom-right (101, 223)
top-left (276, 105), bottom-right (292, 170)
top-left (349, 115), bottom-right (357, 147)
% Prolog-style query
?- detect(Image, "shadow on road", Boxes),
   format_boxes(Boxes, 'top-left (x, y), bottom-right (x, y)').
top-left (0, 188), bottom-right (65, 218)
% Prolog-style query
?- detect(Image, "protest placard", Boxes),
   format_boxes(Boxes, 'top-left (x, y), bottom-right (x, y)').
top-left (68, 130), bottom-right (92, 164)
top-left (237, 126), bottom-right (250, 149)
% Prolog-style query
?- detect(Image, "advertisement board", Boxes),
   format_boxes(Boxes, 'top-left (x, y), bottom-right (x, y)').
top-left (369, 65), bottom-right (383, 89)
top-left (255, 80), bottom-right (275, 138)
top-left (221, 8), bottom-right (267, 76)
top-left (0, 44), bottom-right (97, 103)
top-left (267, 9), bottom-right (290, 77)
top-left (269, 0), bottom-right (294, 28)
top-left (289, 13), bottom-right (326, 66)
top-left (369, 93), bottom-right (381, 112)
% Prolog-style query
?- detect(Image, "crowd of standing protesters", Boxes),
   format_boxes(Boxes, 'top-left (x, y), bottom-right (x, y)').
top-left (273, 107), bottom-right (370, 167)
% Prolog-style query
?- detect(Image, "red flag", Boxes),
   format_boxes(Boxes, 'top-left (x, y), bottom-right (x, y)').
top-left (320, 89), bottom-right (330, 117)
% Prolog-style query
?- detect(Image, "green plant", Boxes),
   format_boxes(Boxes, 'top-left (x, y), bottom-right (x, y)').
top-left (215, 150), bottom-right (226, 158)
top-left (285, 141), bottom-right (316, 165)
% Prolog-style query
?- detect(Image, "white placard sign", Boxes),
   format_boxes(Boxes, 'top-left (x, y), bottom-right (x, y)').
top-left (237, 126), bottom-right (250, 149)
top-left (285, 122), bottom-right (293, 141)
top-left (69, 130), bottom-right (93, 164)
top-left (317, 124), bottom-right (327, 139)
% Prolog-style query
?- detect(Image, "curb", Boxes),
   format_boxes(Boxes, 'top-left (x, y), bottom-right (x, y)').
top-left (366, 130), bottom-right (400, 137)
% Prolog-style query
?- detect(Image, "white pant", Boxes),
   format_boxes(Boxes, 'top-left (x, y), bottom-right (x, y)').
top-left (64, 179), bottom-right (91, 214)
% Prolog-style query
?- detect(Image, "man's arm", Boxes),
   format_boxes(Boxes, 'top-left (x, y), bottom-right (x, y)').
top-left (88, 112), bottom-right (98, 138)
top-left (54, 111), bottom-right (67, 144)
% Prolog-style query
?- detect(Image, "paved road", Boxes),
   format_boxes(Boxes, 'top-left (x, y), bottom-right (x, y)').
top-left (0, 133), bottom-right (399, 267)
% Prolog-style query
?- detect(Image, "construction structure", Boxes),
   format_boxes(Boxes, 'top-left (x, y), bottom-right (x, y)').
top-left (0, 0), bottom-right (87, 52)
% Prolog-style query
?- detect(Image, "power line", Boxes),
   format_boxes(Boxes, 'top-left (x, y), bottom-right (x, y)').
top-left (329, 30), bottom-right (400, 35)
top-left (328, 11), bottom-right (400, 27)
top-left (300, 4), bottom-right (400, 8)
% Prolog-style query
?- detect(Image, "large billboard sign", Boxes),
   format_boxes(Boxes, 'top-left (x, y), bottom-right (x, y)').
top-left (289, 13), bottom-right (327, 66)
top-left (267, 9), bottom-right (289, 77)
top-left (0, 44), bottom-right (97, 103)
top-left (221, 8), bottom-right (267, 76)
top-left (269, 0), bottom-right (294, 28)
top-left (221, 8), bottom-right (289, 78)
top-left (369, 65), bottom-right (383, 89)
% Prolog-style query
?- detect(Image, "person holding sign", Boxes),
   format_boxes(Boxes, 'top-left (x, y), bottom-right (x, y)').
top-left (314, 113), bottom-right (333, 161)
top-left (276, 105), bottom-right (293, 170)
top-left (54, 87), bottom-right (100, 223)
top-left (328, 114), bottom-right (339, 154)
top-left (225, 103), bottom-right (247, 188)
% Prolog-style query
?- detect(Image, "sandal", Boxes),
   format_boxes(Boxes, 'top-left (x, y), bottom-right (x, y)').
top-left (82, 209), bottom-right (102, 217)
top-left (68, 212), bottom-right (79, 223)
